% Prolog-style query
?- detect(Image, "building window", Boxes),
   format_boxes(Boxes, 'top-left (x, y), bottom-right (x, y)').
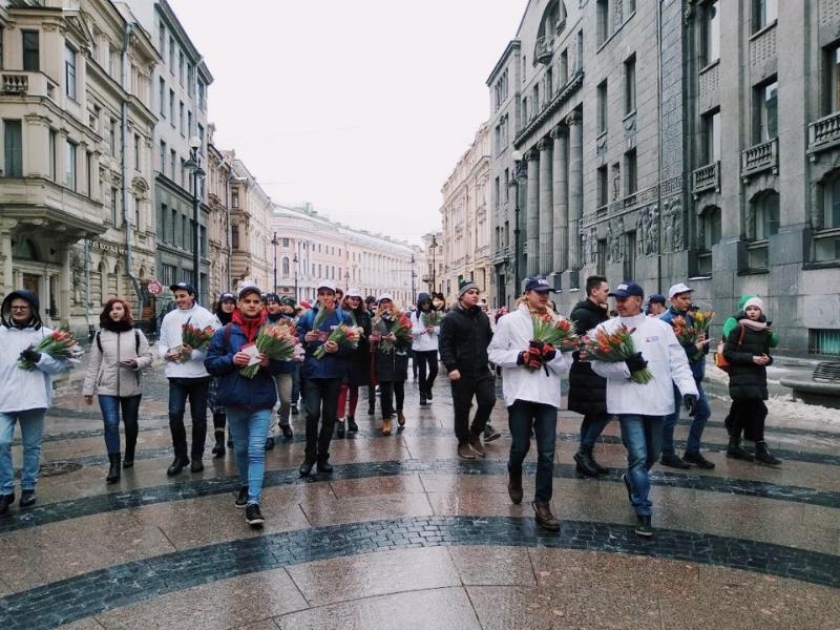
top-left (823, 175), bottom-right (840, 229)
top-left (3, 120), bottom-right (23, 177)
top-left (134, 134), bottom-right (141, 170)
top-left (752, 191), bottom-right (780, 240)
top-left (754, 79), bottom-right (778, 142)
top-left (159, 78), bottom-right (166, 117)
top-left (169, 89), bottom-right (175, 124)
top-left (559, 49), bottom-right (569, 85)
top-left (198, 81), bottom-right (206, 111)
top-left (22, 30), bottom-right (39, 72)
top-left (701, 206), bottom-right (722, 249)
top-left (158, 23), bottom-right (165, 56)
top-left (109, 118), bottom-right (117, 157)
top-left (702, 109), bottom-right (721, 164)
top-left (65, 141), bottom-right (77, 190)
top-left (624, 54), bottom-right (636, 115)
top-left (65, 44), bottom-right (77, 100)
top-left (49, 129), bottom-right (57, 180)
top-left (178, 51), bottom-right (185, 86)
top-left (187, 111), bottom-right (193, 136)
top-left (159, 141), bottom-right (166, 175)
top-left (809, 329), bottom-right (840, 356)
top-left (702, 1), bottom-right (720, 66)
top-left (624, 149), bottom-right (637, 195)
top-left (160, 203), bottom-right (167, 242)
top-left (169, 36), bottom-right (175, 69)
top-left (753, 0), bottom-right (777, 32)
top-left (111, 187), bottom-right (119, 225)
top-left (179, 101), bottom-right (185, 136)
top-left (187, 64), bottom-right (195, 98)
top-left (597, 165), bottom-right (609, 209)
top-left (597, 0), bottom-right (610, 46)
top-left (597, 80), bottom-right (608, 134)
top-left (522, 97), bottom-right (529, 123)
top-left (170, 149), bottom-right (176, 181)
top-left (231, 189), bottom-right (239, 208)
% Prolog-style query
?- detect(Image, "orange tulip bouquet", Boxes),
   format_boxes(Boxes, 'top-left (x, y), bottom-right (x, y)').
top-left (580, 324), bottom-right (654, 384)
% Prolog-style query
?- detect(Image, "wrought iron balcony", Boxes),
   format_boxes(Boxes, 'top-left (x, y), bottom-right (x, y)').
top-left (741, 138), bottom-right (778, 180)
top-left (692, 161), bottom-right (721, 198)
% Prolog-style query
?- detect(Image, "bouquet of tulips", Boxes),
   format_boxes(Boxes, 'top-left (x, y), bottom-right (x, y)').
top-left (172, 321), bottom-right (216, 362)
top-left (421, 311), bottom-right (443, 329)
top-left (672, 312), bottom-right (714, 361)
top-left (240, 320), bottom-right (301, 378)
top-left (377, 311), bottom-right (414, 353)
top-left (692, 309), bottom-right (715, 334)
top-left (18, 324), bottom-right (82, 370)
top-left (580, 324), bottom-right (654, 384)
top-left (531, 313), bottom-right (580, 353)
top-left (314, 321), bottom-right (361, 359)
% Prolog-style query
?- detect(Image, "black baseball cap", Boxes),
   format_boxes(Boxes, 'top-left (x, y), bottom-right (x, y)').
top-left (170, 282), bottom-right (195, 295)
top-left (608, 282), bottom-right (645, 298)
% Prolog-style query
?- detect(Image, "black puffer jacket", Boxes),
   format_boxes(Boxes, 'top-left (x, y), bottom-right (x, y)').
top-left (373, 316), bottom-right (410, 383)
top-left (723, 313), bottom-right (773, 400)
top-left (346, 308), bottom-right (372, 387)
top-left (567, 299), bottom-right (609, 416)
top-left (439, 302), bottom-right (493, 378)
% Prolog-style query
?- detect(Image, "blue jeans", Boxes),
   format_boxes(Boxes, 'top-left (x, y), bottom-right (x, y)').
top-left (580, 414), bottom-right (610, 449)
top-left (227, 407), bottom-right (272, 505)
top-left (98, 395), bottom-right (141, 454)
top-left (507, 400), bottom-right (558, 504)
top-left (167, 377), bottom-right (210, 459)
top-left (662, 381), bottom-right (711, 456)
top-left (0, 408), bottom-right (46, 494)
top-left (618, 415), bottom-right (663, 517)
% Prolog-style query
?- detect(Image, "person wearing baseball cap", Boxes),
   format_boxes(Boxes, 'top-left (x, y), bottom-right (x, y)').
top-left (488, 276), bottom-right (573, 532)
top-left (159, 281), bottom-right (219, 477)
top-left (659, 282), bottom-right (714, 471)
top-left (589, 280), bottom-right (698, 537)
top-left (646, 294), bottom-right (667, 317)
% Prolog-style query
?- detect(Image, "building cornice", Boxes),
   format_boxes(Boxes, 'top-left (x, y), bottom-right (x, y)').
top-left (513, 69), bottom-right (583, 149)
top-left (486, 39), bottom-right (521, 85)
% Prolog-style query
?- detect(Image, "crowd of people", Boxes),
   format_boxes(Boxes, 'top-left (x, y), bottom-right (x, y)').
top-left (0, 275), bottom-right (780, 537)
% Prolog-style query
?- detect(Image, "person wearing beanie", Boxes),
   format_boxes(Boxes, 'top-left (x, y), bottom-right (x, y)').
top-left (0, 290), bottom-right (73, 515)
top-left (439, 281), bottom-right (496, 459)
top-left (722, 297), bottom-right (781, 465)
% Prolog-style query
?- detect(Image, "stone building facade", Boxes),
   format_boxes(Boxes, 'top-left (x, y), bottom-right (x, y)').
top-left (0, 0), bottom-right (158, 333)
top-left (487, 0), bottom-right (840, 356)
top-left (228, 157), bottom-right (272, 293)
top-left (440, 122), bottom-right (494, 303)
top-left (205, 138), bottom-right (232, 303)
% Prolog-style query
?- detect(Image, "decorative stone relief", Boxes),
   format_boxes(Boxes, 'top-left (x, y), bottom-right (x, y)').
top-left (607, 217), bottom-right (624, 263)
top-left (636, 206), bottom-right (660, 257)
top-left (662, 198), bottom-right (683, 253)
top-left (589, 227), bottom-right (598, 263)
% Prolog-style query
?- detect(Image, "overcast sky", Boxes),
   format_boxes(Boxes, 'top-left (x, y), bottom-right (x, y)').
top-left (166, 0), bottom-right (528, 245)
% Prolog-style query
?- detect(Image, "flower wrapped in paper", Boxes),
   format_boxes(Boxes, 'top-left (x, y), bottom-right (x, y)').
top-left (17, 324), bottom-right (83, 370)
top-left (580, 324), bottom-right (654, 384)
top-left (240, 320), bottom-right (301, 378)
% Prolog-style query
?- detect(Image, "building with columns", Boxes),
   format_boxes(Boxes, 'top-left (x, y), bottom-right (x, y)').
top-left (0, 0), bottom-right (158, 333)
top-left (487, 0), bottom-right (840, 355)
top-left (439, 122), bottom-right (494, 304)
top-left (421, 231), bottom-right (443, 297)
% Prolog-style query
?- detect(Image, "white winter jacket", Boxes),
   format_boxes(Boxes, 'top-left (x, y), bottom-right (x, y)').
top-left (590, 313), bottom-right (698, 416)
top-left (157, 304), bottom-right (218, 378)
top-left (411, 310), bottom-right (440, 352)
top-left (83, 328), bottom-right (154, 397)
top-left (0, 325), bottom-right (69, 413)
top-left (488, 305), bottom-right (572, 408)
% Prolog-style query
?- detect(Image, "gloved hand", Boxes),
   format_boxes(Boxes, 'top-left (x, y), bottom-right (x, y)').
top-left (19, 348), bottom-right (42, 364)
top-left (683, 394), bottom-right (698, 417)
top-left (517, 348), bottom-right (543, 370)
top-left (624, 352), bottom-right (648, 373)
top-left (541, 343), bottom-right (556, 362)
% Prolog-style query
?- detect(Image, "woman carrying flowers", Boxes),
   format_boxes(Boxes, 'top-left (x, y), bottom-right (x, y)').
top-left (371, 295), bottom-right (412, 436)
top-left (335, 289), bottom-right (371, 438)
top-left (208, 292), bottom-right (237, 457)
top-left (83, 298), bottom-right (153, 484)
top-left (410, 293), bottom-right (441, 406)
top-left (0, 290), bottom-right (74, 515)
top-left (205, 285), bottom-right (289, 528)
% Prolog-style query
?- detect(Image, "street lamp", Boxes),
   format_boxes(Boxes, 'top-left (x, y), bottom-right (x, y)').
top-left (509, 150), bottom-right (525, 299)
top-left (271, 232), bottom-right (278, 293)
top-left (410, 253), bottom-right (416, 303)
top-left (430, 234), bottom-right (438, 294)
top-left (185, 136), bottom-right (205, 305)
top-left (293, 253), bottom-right (299, 302)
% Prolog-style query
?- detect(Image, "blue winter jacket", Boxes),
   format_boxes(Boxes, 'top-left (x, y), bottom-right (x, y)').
top-left (204, 323), bottom-right (285, 410)
top-left (297, 306), bottom-right (354, 380)
top-left (660, 306), bottom-right (707, 381)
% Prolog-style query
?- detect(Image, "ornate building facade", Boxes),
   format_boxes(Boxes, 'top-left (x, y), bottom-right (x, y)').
top-left (487, 0), bottom-right (840, 355)
top-left (228, 157), bottom-right (272, 293)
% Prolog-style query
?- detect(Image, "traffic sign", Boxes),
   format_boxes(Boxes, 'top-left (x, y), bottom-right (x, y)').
top-left (147, 280), bottom-right (163, 296)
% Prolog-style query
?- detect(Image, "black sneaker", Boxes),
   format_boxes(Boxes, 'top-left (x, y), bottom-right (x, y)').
top-left (235, 486), bottom-right (249, 508)
top-left (0, 493), bottom-right (15, 515)
top-left (19, 490), bottom-right (36, 508)
top-left (280, 424), bottom-right (294, 440)
top-left (683, 451), bottom-right (715, 470)
top-left (245, 503), bottom-right (265, 527)
top-left (291, 404), bottom-right (299, 416)
top-left (634, 515), bottom-right (653, 537)
top-left (483, 424), bottom-right (502, 442)
top-left (265, 437), bottom-right (275, 451)
top-left (660, 453), bottom-right (690, 469)
top-left (426, 390), bottom-right (433, 401)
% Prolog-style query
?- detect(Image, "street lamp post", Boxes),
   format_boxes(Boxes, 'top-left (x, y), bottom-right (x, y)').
top-left (271, 232), bottom-right (278, 293)
top-left (510, 150), bottom-right (525, 299)
top-left (293, 253), bottom-right (299, 302)
top-left (430, 235), bottom-right (437, 294)
top-left (185, 136), bottom-right (205, 305)
top-left (410, 254), bottom-right (416, 303)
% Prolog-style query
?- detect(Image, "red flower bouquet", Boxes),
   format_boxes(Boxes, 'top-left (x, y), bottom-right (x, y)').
top-left (314, 322), bottom-right (361, 359)
top-left (580, 324), bottom-right (654, 384)
top-left (377, 311), bottom-right (413, 352)
top-left (18, 324), bottom-right (82, 370)
top-left (531, 313), bottom-right (580, 353)
top-left (240, 320), bottom-right (301, 378)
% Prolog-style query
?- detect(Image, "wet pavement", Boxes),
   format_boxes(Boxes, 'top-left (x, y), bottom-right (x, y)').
top-left (1, 360), bottom-right (838, 629)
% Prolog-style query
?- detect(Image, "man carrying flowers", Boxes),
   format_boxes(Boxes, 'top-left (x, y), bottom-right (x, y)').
top-left (488, 277), bottom-right (573, 531)
top-left (589, 281), bottom-right (698, 537)
top-left (158, 282), bottom-right (219, 477)
top-left (659, 282), bottom-right (715, 470)
top-left (0, 290), bottom-right (74, 515)
top-left (296, 283), bottom-right (354, 477)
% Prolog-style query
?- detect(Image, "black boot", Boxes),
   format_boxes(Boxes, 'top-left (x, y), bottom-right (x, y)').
top-left (123, 443), bottom-right (135, 469)
top-left (212, 429), bottom-right (226, 458)
top-left (336, 419), bottom-right (345, 439)
top-left (106, 453), bottom-right (121, 484)
top-left (573, 446), bottom-right (600, 477)
top-left (755, 441), bottom-right (781, 466)
top-left (167, 455), bottom-right (189, 477)
top-left (507, 466), bottom-right (523, 505)
top-left (726, 436), bottom-right (754, 461)
top-left (347, 416), bottom-right (358, 435)
top-left (316, 455), bottom-right (333, 473)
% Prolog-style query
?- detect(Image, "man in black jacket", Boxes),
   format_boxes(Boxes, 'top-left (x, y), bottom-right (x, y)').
top-left (568, 275), bottom-right (612, 477)
top-left (439, 281), bottom-right (496, 459)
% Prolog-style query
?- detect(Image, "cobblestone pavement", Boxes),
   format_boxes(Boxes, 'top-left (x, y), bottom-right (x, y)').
top-left (1, 362), bottom-right (838, 629)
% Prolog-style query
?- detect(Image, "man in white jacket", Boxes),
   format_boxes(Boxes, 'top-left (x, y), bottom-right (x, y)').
top-left (488, 277), bottom-right (573, 531)
top-left (158, 282), bottom-right (219, 477)
top-left (590, 281), bottom-right (698, 537)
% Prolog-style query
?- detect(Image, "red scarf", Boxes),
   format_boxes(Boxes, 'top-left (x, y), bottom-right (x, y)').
top-left (232, 308), bottom-right (266, 344)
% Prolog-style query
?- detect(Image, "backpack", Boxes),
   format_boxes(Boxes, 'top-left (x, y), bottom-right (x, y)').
top-left (714, 324), bottom-right (745, 373)
top-left (96, 329), bottom-right (140, 355)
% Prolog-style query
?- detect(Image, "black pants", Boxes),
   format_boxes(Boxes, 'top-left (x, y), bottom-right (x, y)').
top-left (415, 350), bottom-right (439, 396)
top-left (379, 380), bottom-right (405, 418)
top-left (303, 378), bottom-right (341, 461)
top-left (450, 373), bottom-right (496, 444)
top-left (727, 398), bottom-right (767, 442)
top-left (167, 377), bottom-right (210, 459)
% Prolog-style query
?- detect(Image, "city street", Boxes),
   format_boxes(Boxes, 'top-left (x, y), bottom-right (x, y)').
top-left (0, 358), bottom-right (838, 629)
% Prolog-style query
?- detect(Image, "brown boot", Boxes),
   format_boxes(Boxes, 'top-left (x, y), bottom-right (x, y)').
top-left (533, 502), bottom-right (560, 531)
top-left (468, 433), bottom-right (485, 458)
top-left (382, 418), bottom-right (392, 436)
top-left (507, 467), bottom-right (523, 505)
top-left (457, 442), bottom-right (475, 460)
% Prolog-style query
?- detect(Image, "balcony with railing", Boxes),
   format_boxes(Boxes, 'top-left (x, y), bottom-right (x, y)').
top-left (808, 111), bottom-right (840, 159)
top-left (741, 138), bottom-right (778, 180)
top-left (1, 72), bottom-right (55, 99)
top-left (692, 161), bottom-right (721, 197)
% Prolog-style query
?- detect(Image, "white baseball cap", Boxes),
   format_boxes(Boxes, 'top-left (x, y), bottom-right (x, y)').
top-left (668, 283), bottom-right (694, 299)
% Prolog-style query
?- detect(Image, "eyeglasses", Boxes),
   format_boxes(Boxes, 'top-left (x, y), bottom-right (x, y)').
top-left (10, 306), bottom-right (31, 311)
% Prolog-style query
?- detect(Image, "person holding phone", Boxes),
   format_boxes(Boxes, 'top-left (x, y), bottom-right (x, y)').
top-left (83, 298), bottom-right (154, 483)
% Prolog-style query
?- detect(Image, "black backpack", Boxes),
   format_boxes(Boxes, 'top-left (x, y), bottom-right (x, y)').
top-left (96, 329), bottom-right (141, 355)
